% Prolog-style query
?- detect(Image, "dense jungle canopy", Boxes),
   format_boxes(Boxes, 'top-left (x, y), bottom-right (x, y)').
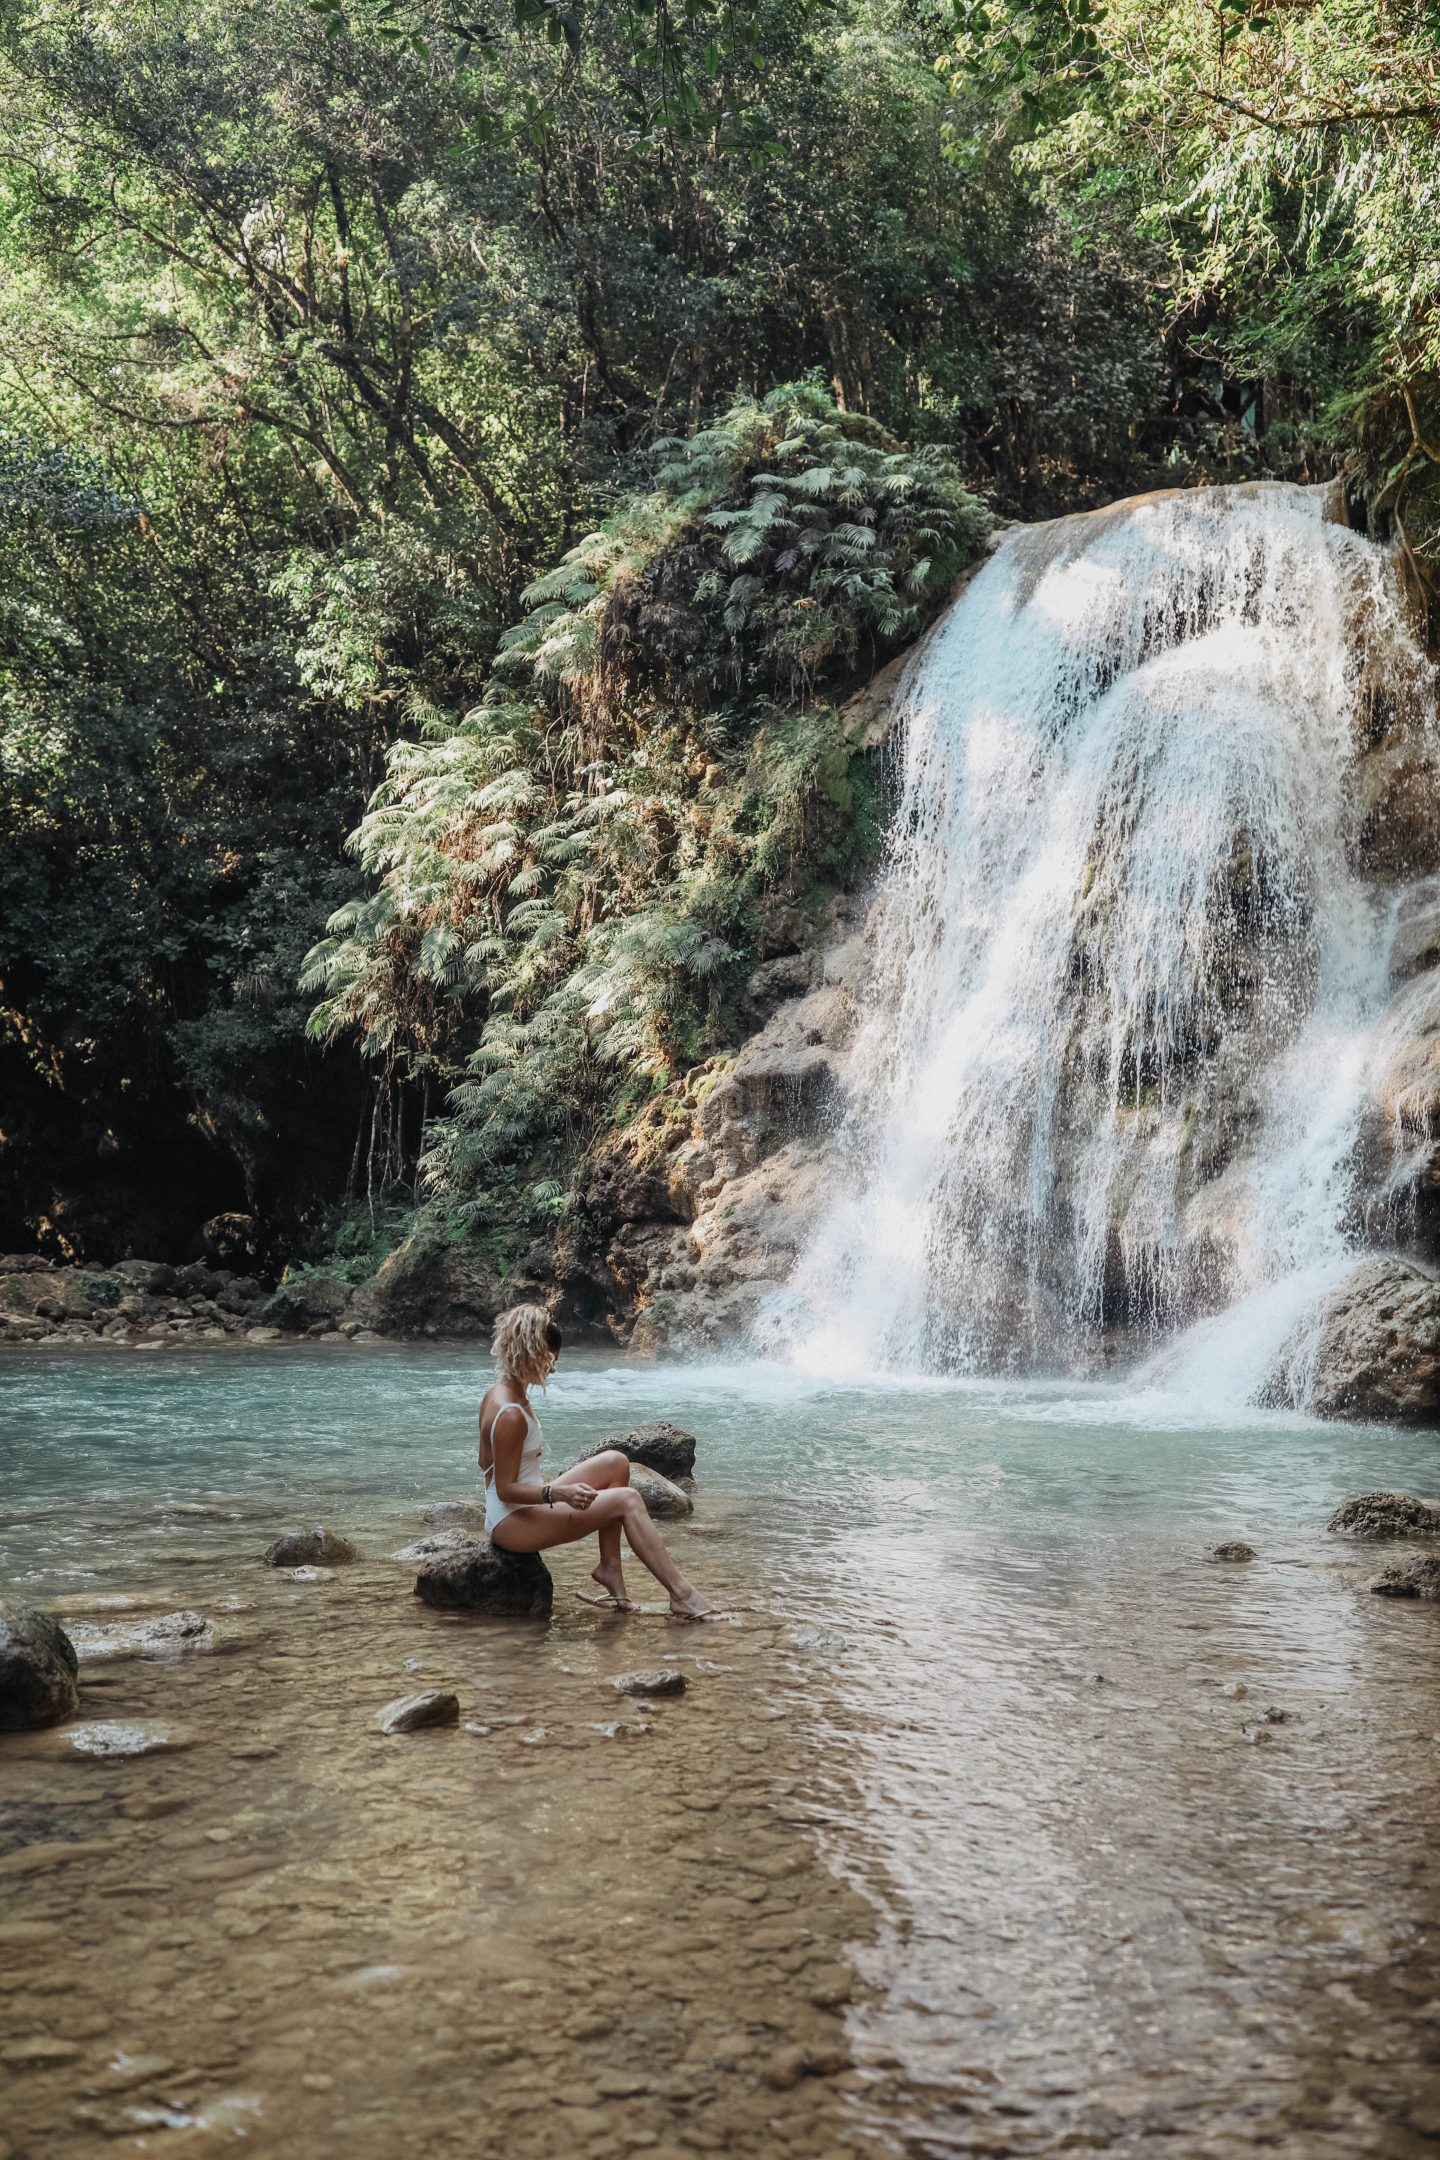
top-left (2, 0), bottom-right (1436, 1277)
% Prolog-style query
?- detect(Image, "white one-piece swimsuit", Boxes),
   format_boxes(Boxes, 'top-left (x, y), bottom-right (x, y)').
top-left (481, 1402), bottom-right (543, 1536)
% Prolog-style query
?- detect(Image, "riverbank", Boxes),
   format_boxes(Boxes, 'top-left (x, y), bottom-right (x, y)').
top-left (4, 1350), bottom-right (1440, 2157)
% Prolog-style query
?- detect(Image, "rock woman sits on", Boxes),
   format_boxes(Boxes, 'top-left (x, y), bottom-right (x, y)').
top-left (479, 1304), bottom-right (717, 1620)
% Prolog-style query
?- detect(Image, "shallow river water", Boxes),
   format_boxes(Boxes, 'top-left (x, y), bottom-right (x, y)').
top-left (3, 1345), bottom-right (1440, 2159)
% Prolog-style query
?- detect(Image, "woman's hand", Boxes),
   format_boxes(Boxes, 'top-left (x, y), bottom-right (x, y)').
top-left (560, 1480), bottom-right (598, 1511)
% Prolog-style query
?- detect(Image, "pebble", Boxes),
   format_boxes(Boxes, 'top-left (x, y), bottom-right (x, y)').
top-left (805, 1965), bottom-right (853, 2007)
top-left (121, 1794), bottom-right (189, 1821)
top-left (2, 2036), bottom-right (83, 2068)
top-left (101, 2053), bottom-right (175, 2091)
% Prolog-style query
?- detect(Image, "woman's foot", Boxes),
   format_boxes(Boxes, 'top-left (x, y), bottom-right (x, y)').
top-left (591, 1560), bottom-right (638, 1613)
top-left (668, 1585), bottom-right (721, 1622)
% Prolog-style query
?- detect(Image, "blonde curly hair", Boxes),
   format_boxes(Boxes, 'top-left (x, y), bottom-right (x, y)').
top-left (491, 1303), bottom-right (562, 1388)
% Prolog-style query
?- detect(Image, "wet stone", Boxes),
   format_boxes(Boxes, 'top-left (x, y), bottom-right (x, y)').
top-left (570, 1420), bottom-right (698, 1483)
top-left (263, 1527), bottom-right (360, 1567)
top-left (612, 1670), bottom-right (688, 1699)
top-left (377, 1690), bottom-right (461, 1734)
top-left (1328, 1491), bottom-right (1440, 1540)
top-left (1370, 1553), bottom-right (1440, 1599)
top-left (68, 1610), bottom-right (214, 1662)
top-left (629, 1466), bottom-right (694, 1521)
top-left (413, 1540), bottom-right (553, 1617)
top-left (1208, 1541), bottom-right (1257, 1562)
top-left (67, 1721), bottom-right (188, 1759)
top-left (0, 1607), bottom-right (79, 1730)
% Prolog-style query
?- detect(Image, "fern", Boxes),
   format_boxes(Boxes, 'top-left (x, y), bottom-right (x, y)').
top-left (307, 380), bottom-right (988, 1199)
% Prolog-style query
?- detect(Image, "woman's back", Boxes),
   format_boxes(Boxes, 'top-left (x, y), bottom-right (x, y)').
top-left (479, 1388), bottom-right (543, 1534)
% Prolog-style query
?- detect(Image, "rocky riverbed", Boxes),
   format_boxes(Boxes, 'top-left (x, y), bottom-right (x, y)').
top-left (6, 1349), bottom-right (1440, 2158)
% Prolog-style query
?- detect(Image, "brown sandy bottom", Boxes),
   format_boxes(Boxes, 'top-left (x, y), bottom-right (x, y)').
top-left (7, 1473), bottom-right (1440, 2160)
top-left (0, 1530), bottom-right (888, 2160)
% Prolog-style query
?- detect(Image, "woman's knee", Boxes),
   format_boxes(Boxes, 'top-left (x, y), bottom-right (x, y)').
top-left (588, 1448), bottom-right (631, 1486)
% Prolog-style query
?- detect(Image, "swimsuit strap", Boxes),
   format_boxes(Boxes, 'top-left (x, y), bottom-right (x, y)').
top-left (482, 1399), bottom-right (533, 1481)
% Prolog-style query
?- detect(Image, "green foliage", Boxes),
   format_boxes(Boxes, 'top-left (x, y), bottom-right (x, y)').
top-left (306, 384), bottom-right (985, 1208)
top-left (0, 0), bottom-right (1251, 1262)
top-left (946, 0), bottom-right (1440, 562)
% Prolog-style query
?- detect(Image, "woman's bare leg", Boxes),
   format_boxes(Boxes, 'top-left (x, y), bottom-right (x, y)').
top-left (492, 1487), bottom-right (714, 1618)
top-left (553, 1450), bottom-right (633, 1608)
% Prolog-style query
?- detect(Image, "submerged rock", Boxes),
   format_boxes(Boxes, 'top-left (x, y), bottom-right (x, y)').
top-left (1208, 1541), bottom-right (1257, 1562)
top-left (1370, 1553), bottom-right (1440, 1599)
top-left (376, 1690), bottom-right (460, 1734)
top-left (1269, 1256), bottom-right (1440, 1426)
top-left (1327, 1490), bottom-right (1440, 1539)
top-left (611, 1668), bottom-right (687, 1698)
top-left (67, 1610), bottom-right (214, 1663)
top-left (262, 1527), bottom-right (360, 1568)
top-left (412, 1538), bottom-right (554, 1617)
top-left (67, 1721), bottom-right (187, 1758)
top-left (0, 1608), bottom-right (79, 1730)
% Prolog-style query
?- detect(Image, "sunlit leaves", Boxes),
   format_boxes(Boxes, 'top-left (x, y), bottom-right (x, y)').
top-left (307, 381), bottom-right (985, 1182)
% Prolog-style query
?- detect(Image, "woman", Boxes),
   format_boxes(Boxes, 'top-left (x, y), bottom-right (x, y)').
top-left (479, 1304), bottom-right (716, 1621)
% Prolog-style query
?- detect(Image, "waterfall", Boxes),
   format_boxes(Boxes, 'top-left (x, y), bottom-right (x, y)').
top-left (775, 482), bottom-right (1438, 1396)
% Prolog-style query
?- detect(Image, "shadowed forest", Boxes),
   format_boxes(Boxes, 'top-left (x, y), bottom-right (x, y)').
top-left (3, 0), bottom-right (1435, 1288)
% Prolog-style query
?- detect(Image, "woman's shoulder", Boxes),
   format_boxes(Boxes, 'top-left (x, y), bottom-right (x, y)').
top-left (482, 1383), bottom-right (526, 1425)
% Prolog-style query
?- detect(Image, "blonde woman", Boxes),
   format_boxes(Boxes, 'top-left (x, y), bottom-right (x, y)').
top-left (479, 1304), bottom-right (716, 1620)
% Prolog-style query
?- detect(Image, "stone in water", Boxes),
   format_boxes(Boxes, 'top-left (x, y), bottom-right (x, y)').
top-left (611, 1668), bottom-right (688, 1699)
top-left (377, 1690), bottom-right (460, 1734)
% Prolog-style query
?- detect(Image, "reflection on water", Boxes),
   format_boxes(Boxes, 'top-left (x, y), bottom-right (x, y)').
top-left (3, 1345), bottom-right (1440, 2156)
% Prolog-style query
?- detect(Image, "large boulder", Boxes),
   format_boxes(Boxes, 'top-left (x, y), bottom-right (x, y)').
top-left (573, 1422), bottom-right (698, 1483)
top-left (1327, 1491), bottom-right (1440, 1539)
top-left (0, 1268), bottom-right (120, 1322)
top-left (349, 1229), bottom-right (504, 1338)
top-left (1269, 1257), bottom-right (1440, 1425)
top-left (412, 1537), bottom-right (553, 1617)
top-left (0, 1608), bottom-right (79, 1729)
top-left (257, 1274), bottom-right (352, 1333)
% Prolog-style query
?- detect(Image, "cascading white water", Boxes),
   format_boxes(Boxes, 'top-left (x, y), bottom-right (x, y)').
top-left (774, 483), bottom-right (1438, 1397)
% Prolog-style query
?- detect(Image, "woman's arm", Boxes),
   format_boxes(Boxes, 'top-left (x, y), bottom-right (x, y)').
top-left (490, 1404), bottom-right (593, 1510)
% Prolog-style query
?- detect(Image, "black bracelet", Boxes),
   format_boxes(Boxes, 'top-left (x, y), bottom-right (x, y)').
top-left (543, 1482), bottom-right (553, 1506)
